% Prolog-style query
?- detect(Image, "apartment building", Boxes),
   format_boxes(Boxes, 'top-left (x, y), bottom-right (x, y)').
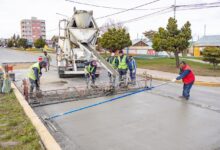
top-left (20, 17), bottom-right (46, 44)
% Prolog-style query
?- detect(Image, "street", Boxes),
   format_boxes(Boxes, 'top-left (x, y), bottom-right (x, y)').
top-left (1, 47), bottom-right (220, 150)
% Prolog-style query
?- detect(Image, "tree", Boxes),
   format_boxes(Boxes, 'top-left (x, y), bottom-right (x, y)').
top-left (7, 40), bottom-right (13, 47)
top-left (17, 38), bottom-right (28, 48)
top-left (143, 30), bottom-right (156, 41)
top-left (51, 35), bottom-right (58, 48)
top-left (99, 27), bottom-right (132, 52)
top-left (100, 19), bottom-right (126, 35)
top-left (34, 38), bottom-right (46, 48)
top-left (152, 17), bottom-right (192, 67)
top-left (203, 47), bottom-right (220, 70)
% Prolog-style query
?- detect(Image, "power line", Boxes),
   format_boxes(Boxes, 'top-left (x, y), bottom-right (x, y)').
top-left (177, 5), bottom-right (220, 11)
top-left (66, 0), bottom-right (168, 11)
top-left (100, 1), bottom-right (220, 28)
top-left (96, 0), bottom-right (161, 19)
top-left (99, 7), bottom-right (172, 29)
top-left (119, 7), bottom-right (172, 24)
top-left (176, 1), bottom-right (220, 8)
top-left (48, 1), bottom-right (220, 33)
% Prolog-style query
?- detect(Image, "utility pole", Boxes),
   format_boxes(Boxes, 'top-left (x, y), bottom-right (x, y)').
top-left (204, 24), bottom-right (206, 36)
top-left (174, 0), bottom-right (176, 19)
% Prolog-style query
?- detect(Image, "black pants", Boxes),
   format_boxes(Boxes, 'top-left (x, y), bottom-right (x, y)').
top-left (118, 69), bottom-right (127, 81)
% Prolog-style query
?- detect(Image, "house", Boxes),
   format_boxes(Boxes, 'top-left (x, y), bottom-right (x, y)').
top-left (123, 39), bottom-right (156, 55)
top-left (193, 35), bottom-right (220, 57)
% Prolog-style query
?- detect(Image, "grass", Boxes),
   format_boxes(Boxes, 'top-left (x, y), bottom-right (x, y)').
top-left (101, 53), bottom-right (220, 76)
top-left (11, 47), bottom-right (55, 53)
top-left (136, 57), bottom-right (220, 77)
top-left (0, 93), bottom-right (42, 149)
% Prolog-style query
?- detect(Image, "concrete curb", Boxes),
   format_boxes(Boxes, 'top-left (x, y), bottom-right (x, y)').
top-left (11, 83), bottom-right (61, 150)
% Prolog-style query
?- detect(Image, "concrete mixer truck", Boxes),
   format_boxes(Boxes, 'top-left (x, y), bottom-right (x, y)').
top-left (57, 8), bottom-right (118, 80)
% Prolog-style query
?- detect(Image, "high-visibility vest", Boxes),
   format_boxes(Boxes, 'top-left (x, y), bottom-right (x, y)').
top-left (85, 64), bottom-right (95, 74)
top-left (108, 57), bottom-right (117, 69)
top-left (28, 62), bottom-right (40, 80)
top-left (118, 55), bottom-right (128, 69)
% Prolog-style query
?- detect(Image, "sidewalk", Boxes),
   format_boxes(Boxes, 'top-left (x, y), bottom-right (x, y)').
top-left (137, 68), bottom-right (220, 86)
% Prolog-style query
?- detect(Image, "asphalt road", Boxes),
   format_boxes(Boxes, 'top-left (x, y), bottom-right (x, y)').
top-left (1, 47), bottom-right (220, 150)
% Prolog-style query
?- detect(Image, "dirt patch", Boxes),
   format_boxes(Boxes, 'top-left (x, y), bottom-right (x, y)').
top-left (2, 62), bottom-right (35, 70)
top-left (0, 141), bottom-right (20, 148)
top-left (12, 63), bottom-right (34, 70)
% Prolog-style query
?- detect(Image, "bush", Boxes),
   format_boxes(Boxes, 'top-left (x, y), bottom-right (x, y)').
top-left (203, 47), bottom-right (220, 70)
top-left (7, 40), bottom-right (13, 47)
top-left (34, 38), bottom-right (46, 48)
top-left (17, 38), bottom-right (28, 49)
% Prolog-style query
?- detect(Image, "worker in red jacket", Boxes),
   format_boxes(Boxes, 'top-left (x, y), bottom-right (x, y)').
top-left (172, 61), bottom-right (195, 100)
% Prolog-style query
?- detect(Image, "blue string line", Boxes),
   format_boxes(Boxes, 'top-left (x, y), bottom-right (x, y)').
top-left (48, 86), bottom-right (153, 120)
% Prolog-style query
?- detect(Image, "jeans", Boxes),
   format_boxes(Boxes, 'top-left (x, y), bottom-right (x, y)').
top-left (182, 82), bottom-right (194, 99)
top-left (129, 70), bottom-right (136, 81)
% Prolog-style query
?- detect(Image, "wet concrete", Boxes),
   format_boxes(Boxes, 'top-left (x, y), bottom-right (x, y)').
top-left (2, 47), bottom-right (220, 150)
top-left (35, 89), bottom-right (220, 150)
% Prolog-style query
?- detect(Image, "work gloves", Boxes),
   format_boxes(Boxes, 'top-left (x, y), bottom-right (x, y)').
top-left (171, 78), bottom-right (177, 82)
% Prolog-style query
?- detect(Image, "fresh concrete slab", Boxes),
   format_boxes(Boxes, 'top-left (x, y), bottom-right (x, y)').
top-left (35, 84), bottom-right (220, 150)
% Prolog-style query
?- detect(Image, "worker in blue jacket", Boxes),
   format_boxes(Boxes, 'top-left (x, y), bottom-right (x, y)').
top-left (128, 55), bottom-right (137, 84)
top-left (172, 61), bottom-right (195, 100)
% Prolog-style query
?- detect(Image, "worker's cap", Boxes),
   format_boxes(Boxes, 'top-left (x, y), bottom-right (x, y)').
top-left (179, 61), bottom-right (186, 65)
top-left (92, 60), bottom-right (97, 66)
top-left (39, 61), bottom-right (47, 67)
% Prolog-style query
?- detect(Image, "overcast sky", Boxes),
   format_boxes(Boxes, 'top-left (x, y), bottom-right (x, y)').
top-left (1, 0), bottom-right (220, 41)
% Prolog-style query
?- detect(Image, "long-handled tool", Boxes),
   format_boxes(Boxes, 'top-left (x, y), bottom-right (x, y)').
top-left (44, 81), bottom-right (172, 121)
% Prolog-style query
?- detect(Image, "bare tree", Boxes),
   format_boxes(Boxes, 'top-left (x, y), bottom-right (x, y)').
top-left (99, 19), bottom-right (127, 35)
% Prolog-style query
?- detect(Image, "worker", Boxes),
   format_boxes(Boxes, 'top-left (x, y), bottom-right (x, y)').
top-left (84, 60), bottom-right (97, 87)
top-left (128, 55), bottom-right (137, 85)
top-left (1, 73), bottom-right (11, 93)
top-left (172, 61), bottom-right (195, 100)
top-left (106, 52), bottom-right (119, 83)
top-left (118, 50), bottom-right (129, 83)
top-left (28, 61), bottom-right (47, 97)
top-left (43, 51), bottom-right (52, 71)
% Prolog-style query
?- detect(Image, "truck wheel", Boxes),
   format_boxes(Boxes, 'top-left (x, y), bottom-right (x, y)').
top-left (58, 67), bottom-right (65, 78)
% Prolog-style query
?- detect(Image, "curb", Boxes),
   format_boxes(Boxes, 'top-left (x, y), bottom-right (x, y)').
top-left (137, 73), bottom-right (220, 87)
top-left (11, 83), bottom-right (61, 150)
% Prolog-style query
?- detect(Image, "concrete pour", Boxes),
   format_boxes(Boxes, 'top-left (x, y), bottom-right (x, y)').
top-left (2, 48), bottom-right (220, 150)
top-left (35, 88), bottom-right (220, 150)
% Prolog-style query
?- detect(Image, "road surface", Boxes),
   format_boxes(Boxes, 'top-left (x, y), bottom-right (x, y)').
top-left (1, 47), bottom-right (220, 150)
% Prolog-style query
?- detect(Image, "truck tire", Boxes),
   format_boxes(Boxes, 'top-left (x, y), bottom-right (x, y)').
top-left (58, 67), bottom-right (65, 78)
